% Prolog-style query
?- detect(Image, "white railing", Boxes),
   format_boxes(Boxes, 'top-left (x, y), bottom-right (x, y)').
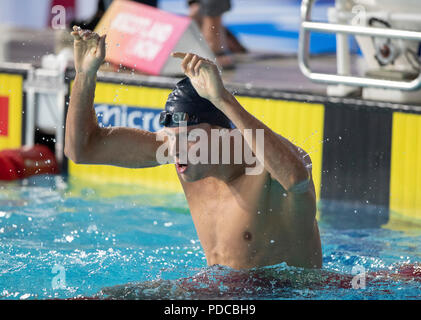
top-left (298, 0), bottom-right (421, 91)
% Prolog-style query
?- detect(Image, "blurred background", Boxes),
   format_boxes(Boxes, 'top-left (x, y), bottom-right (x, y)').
top-left (0, 0), bottom-right (337, 57)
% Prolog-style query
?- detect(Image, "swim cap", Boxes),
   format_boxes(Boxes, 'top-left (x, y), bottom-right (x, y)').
top-left (162, 77), bottom-right (232, 128)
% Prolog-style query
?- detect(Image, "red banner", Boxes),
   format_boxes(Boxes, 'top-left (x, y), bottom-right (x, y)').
top-left (95, 1), bottom-right (190, 75)
top-left (0, 96), bottom-right (9, 136)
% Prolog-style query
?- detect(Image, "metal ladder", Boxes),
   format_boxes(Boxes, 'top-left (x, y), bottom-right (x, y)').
top-left (298, 0), bottom-right (421, 91)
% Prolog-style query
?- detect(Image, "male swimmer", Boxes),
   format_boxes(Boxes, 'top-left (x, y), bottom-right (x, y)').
top-left (64, 27), bottom-right (421, 300)
top-left (65, 27), bottom-right (321, 272)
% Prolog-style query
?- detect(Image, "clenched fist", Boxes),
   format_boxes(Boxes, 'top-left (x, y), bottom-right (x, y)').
top-left (71, 26), bottom-right (106, 76)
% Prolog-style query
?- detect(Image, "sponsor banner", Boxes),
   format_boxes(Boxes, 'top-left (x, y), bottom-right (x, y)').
top-left (0, 96), bottom-right (9, 136)
top-left (389, 112), bottom-right (421, 220)
top-left (94, 104), bottom-right (163, 132)
top-left (0, 73), bottom-right (24, 150)
top-left (94, 0), bottom-right (190, 75)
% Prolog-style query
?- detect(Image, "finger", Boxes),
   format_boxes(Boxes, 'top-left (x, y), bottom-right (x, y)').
top-left (87, 32), bottom-right (100, 42)
top-left (80, 29), bottom-right (91, 35)
top-left (194, 59), bottom-right (205, 76)
top-left (81, 30), bottom-right (94, 40)
top-left (188, 55), bottom-right (200, 76)
top-left (181, 53), bottom-right (194, 73)
top-left (171, 52), bottom-right (187, 59)
top-left (71, 31), bottom-right (82, 41)
top-left (71, 26), bottom-right (82, 40)
top-left (96, 35), bottom-right (107, 59)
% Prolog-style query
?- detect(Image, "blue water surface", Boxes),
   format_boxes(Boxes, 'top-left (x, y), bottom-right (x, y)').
top-left (0, 175), bottom-right (420, 300)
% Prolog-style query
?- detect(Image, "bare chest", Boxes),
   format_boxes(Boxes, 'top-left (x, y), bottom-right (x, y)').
top-left (182, 175), bottom-right (296, 267)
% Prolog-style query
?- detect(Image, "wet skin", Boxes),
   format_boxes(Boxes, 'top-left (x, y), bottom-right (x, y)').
top-left (181, 171), bottom-right (322, 270)
top-left (166, 124), bottom-right (322, 270)
top-left (65, 27), bottom-right (322, 272)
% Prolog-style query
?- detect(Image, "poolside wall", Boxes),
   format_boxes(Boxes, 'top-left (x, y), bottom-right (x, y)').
top-left (66, 73), bottom-right (421, 223)
top-left (0, 66), bottom-right (420, 223)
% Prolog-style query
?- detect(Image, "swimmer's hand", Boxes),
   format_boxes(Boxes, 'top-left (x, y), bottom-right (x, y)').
top-left (171, 52), bottom-right (230, 105)
top-left (71, 26), bottom-right (106, 77)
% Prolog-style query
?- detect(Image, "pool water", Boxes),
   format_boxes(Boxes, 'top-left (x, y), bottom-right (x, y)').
top-left (0, 175), bottom-right (420, 300)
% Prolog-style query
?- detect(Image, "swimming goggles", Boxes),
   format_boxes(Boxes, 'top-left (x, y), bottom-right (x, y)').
top-left (159, 111), bottom-right (199, 127)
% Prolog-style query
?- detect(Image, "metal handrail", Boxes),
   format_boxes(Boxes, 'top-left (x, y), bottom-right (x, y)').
top-left (298, 0), bottom-right (421, 91)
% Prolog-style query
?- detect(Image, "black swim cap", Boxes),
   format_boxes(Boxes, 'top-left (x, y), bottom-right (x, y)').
top-left (162, 77), bottom-right (232, 128)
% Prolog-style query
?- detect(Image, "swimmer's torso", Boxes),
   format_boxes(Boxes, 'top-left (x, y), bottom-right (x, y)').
top-left (180, 170), bottom-right (322, 270)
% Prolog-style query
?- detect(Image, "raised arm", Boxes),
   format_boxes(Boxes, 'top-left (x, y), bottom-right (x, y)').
top-left (64, 27), bottom-right (162, 168)
top-left (171, 52), bottom-right (312, 194)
